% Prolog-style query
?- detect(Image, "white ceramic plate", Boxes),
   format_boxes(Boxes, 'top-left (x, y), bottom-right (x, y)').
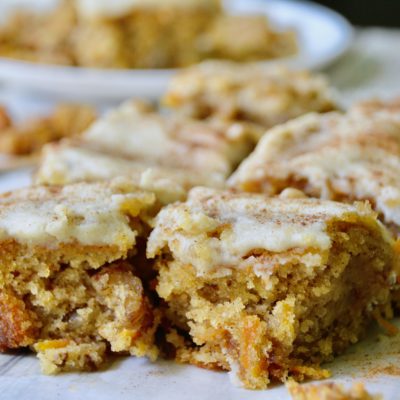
top-left (0, 0), bottom-right (353, 102)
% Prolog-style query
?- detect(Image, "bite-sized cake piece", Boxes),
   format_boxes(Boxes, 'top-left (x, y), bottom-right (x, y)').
top-left (36, 140), bottom-right (225, 204)
top-left (230, 111), bottom-right (400, 236)
top-left (163, 62), bottom-right (336, 131)
top-left (287, 381), bottom-right (382, 400)
top-left (0, 180), bottom-right (159, 373)
top-left (147, 188), bottom-right (395, 389)
top-left (81, 100), bottom-right (259, 178)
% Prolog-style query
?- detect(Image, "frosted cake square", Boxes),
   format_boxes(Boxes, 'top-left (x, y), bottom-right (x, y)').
top-left (0, 181), bottom-right (159, 374)
top-left (229, 111), bottom-right (400, 237)
top-left (79, 100), bottom-right (260, 179)
top-left (36, 140), bottom-right (225, 204)
top-left (147, 188), bottom-right (395, 389)
top-left (163, 62), bottom-right (336, 133)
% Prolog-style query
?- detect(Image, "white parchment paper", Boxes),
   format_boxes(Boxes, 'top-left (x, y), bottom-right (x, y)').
top-left (0, 319), bottom-right (399, 400)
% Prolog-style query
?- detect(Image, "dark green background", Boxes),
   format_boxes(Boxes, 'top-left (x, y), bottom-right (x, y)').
top-left (315, 1), bottom-right (400, 26)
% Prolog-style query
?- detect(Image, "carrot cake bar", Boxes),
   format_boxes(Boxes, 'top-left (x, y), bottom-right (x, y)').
top-left (0, 0), bottom-right (296, 69)
top-left (147, 187), bottom-right (395, 389)
top-left (163, 62), bottom-right (336, 131)
top-left (35, 140), bottom-right (225, 204)
top-left (229, 111), bottom-right (400, 236)
top-left (287, 381), bottom-right (382, 400)
top-left (350, 97), bottom-right (400, 118)
top-left (80, 100), bottom-right (259, 178)
top-left (0, 180), bottom-right (159, 374)
top-left (193, 14), bottom-right (296, 63)
top-left (0, 103), bottom-right (96, 156)
top-left (35, 100), bottom-right (261, 203)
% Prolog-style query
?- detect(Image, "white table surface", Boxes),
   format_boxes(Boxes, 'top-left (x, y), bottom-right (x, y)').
top-left (0, 27), bottom-right (400, 400)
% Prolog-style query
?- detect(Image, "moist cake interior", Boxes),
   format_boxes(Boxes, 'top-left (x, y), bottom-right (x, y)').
top-left (148, 190), bottom-right (395, 389)
top-left (1, 250), bottom-right (158, 373)
top-left (0, 183), bottom-right (160, 374)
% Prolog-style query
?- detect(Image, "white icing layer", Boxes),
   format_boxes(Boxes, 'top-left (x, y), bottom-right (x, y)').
top-left (0, 182), bottom-right (155, 249)
top-left (36, 141), bottom-right (225, 204)
top-left (230, 111), bottom-right (400, 230)
top-left (147, 187), bottom-right (381, 276)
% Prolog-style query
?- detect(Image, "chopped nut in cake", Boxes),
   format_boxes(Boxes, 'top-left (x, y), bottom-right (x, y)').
top-left (147, 187), bottom-right (395, 389)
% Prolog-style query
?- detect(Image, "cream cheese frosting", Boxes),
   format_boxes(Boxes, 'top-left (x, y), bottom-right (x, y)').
top-left (82, 100), bottom-right (255, 177)
top-left (36, 141), bottom-right (225, 204)
top-left (229, 111), bottom-right (400, 231)
top-left (0, 181), bottom-right (155, 249)
top-left (147, 187), bottom-right (383, 276)
top-left (164, 61), bottom-right (336, 128)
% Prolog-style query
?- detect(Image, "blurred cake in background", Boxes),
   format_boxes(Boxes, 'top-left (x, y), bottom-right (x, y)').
top-left (0, 0), bottom-right (297, 69)
top-left (164, 62), bottom-right (337, 129)
top-left (229, 107), bottom-right (400, 238)
top-left (0, 180), bottom-right (160, 374)
top-left (0, 103), bottom-right (96, 157)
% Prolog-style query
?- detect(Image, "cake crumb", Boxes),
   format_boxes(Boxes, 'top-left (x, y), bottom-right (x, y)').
top-left (286, 380), bottom-right (382, 400)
